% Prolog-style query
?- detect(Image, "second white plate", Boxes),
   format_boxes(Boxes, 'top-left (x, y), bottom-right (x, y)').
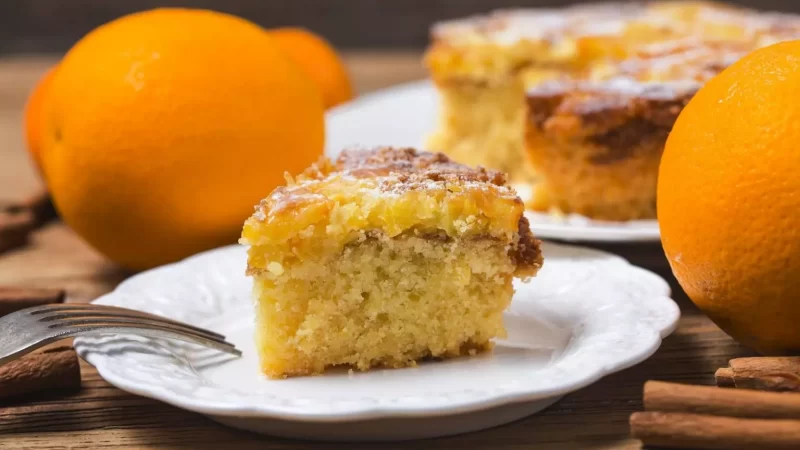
top-left (325, 80), bottom-right (661, 242)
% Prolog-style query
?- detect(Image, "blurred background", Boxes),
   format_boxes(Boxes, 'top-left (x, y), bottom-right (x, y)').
top-left (3, 0), bottom-right (800, 54)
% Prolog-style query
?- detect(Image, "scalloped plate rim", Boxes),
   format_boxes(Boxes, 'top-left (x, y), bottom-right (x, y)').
top-left (76, 243), bottom-right (679, 422)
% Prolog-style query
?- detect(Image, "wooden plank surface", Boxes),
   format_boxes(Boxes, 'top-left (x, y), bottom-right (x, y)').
top-left (0, 54), bottom-right (753, 450)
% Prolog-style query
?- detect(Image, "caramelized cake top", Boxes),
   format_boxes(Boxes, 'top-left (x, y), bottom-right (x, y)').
top-left (526, 79), bottom-right (693, 165)
top-left (426, 2), bottom-right (800, 82)
top-left (324, 146), bottom-right (508, 188)
top-left (431, 2), bottom-right (800, 48)
top-left (521, 10), bottom-right (771, 143)
top-left (527, 78), bottom-right (695, 140)
top-left (242, 147), bottom-right (540, 274)
top-left (431, 2), bottom-right (635, 46)
top-left (593, 39), bottom-right (752, 83)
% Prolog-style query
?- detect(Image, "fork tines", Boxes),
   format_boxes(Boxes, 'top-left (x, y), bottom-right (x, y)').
top-left (28, 303), bottom-right (240, 355)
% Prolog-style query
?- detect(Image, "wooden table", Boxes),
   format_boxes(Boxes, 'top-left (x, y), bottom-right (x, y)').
top-left (0, 54), bottom-right (753, 450)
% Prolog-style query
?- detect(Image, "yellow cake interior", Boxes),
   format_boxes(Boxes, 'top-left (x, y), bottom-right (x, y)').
top-left (249, 231), bottom-right (517, 377)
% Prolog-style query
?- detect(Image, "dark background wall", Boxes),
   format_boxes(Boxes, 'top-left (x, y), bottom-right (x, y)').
top-left (2, 0), bottom-right (800, 54)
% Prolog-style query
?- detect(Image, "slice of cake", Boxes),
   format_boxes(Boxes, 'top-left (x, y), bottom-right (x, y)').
top-left (241, 147), bottom-right (542, 378)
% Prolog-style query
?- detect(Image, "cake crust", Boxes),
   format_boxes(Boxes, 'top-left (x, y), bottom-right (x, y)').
top-left (333, 146), bottom-right (508, 186)
top-left (527, 79), bottom-right (695, 142)
top-left (244, 147), bottom-right (542, 277)
top-left (430, 2), bottom-right (798, 55)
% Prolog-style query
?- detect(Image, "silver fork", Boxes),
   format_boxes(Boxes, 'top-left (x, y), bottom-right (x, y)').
top-left (0, 303), bottom-right (241, 366)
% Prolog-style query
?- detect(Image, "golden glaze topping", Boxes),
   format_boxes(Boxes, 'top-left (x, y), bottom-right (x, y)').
top-left (526, 79), bottom-right (692, 168)
top-left (264, 146), bottom-right (521, 215)
top-left (333, 146), bottom-right (507, 186)
top-left (528, 78), bottom-right (695, 131)
top-left (241, 147), bottom-right (535, 270)
top-left (432, 2), bottom-right (800, 47)
top-left (427, 2), bottom-right (800, 86)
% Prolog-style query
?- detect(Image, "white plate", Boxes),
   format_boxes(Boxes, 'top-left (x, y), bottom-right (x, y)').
top-left (524, 211), bottom-right (660, 243)
top-left (325, 80), bottom-right (661, 242)
top-left (75, 242), bottom-right (679, 441)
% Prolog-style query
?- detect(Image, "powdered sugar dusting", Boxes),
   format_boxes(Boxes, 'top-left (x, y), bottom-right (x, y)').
top-left (528, 76), bottom-right (700, 101)
top-left (433, 3), bottom-right (636, 45)
top-left (432, 2), bottom-right (800, 49)
top-left (249, 147), bottom-right (522, 226)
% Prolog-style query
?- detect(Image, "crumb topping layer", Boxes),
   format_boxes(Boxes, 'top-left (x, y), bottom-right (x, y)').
top-left (426, 2), bottom-right (800, 84)
top-left (431, 2), bottom-right (800, 50)
top-left (527, 78), bottom-right (694, 150)
top-left (242, 147), bottom-right (539, 273)
top-left (432, 3), bottom-right (644, 46)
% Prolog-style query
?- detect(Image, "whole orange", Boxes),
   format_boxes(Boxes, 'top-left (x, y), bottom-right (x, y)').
top-left (24, 66), bottom-right (57, 175)
top-left (271, 28), bottom-right (353, 109)
top-left (40, 8), bottom-right (325, 270)
top-left (658, 41), bottom-right (800, 354)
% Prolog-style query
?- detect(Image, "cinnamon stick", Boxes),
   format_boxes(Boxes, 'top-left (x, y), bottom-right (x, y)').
top-left (0, 286), bottom-right (65, 317)
top-left (0, 346), bottom-right (81, 400)
top-left (631, 411), bottom-right (800, 449)
top-left (644, 380), bottom-right (800, 419)
top-left (0, 189), bottom-right (57, 255)
top-left (5, 190), bottom-right (57, 228)
top-left (715, 367), bottom-right (736, 388)
top-left (716, 357), bottom-right (800, 392)
top-left (0, 209), bottom-right (35, 254)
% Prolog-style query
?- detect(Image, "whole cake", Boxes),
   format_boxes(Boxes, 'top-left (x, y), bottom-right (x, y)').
top-left (425, 1), bottom-right (800, 220)
top-left (241, 147), bottom-right (542, 378)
